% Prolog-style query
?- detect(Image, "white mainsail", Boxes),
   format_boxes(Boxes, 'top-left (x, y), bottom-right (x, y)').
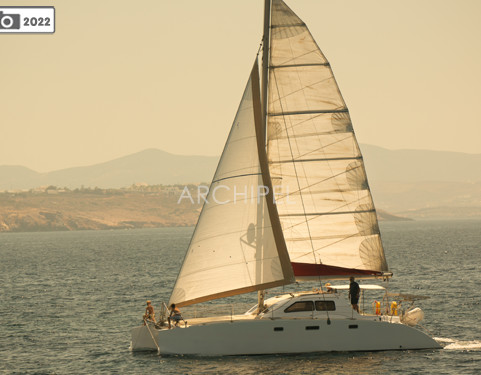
top-left (169, 62), bottom-right (293, 307)
top-left (267, 0), bottom-right (389, 278)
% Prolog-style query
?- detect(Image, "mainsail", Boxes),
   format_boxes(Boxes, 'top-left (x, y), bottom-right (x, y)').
top-left (266, 0), bottom-right (389, 279)
top-left (169, 61), bottom-right (293, 307)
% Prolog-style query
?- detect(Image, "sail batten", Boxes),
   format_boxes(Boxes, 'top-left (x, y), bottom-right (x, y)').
top-left (279, 209), bottom-right (376, 217)
top-left (270, 63), bottom-right (330, 69)
top-left (267, 0), bottom-right (389, 278)
top-left (269, 109), bottom-right (348, 116)
top-left (272, 156), bottom-right (363, 164)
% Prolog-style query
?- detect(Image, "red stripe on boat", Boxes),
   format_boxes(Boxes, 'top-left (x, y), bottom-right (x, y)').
top-left (291, 262), bottom-right (384, 277)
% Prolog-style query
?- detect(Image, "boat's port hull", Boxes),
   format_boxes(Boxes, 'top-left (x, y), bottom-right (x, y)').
top-left (130, 318), bottom-right (441, 355)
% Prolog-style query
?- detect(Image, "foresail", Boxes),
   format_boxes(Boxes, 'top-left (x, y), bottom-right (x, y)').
top-left (169, 61), bottom-right (293, 307)
top-left (267, 0), bottom-right (389, 279)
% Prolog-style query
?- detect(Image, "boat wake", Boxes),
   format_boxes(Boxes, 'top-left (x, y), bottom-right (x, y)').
top-left (434, 337), bottom-right (481, 350)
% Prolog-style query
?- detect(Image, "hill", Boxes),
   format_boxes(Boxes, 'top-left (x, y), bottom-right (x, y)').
top-left (0, 187), bottom-right (202, 232)
top-left (0, 149), bottom-right (218, 190)
top-left (0, 187), bottom-right (409, 233)
top-left (360, 144), bottom-right (481, 183)
top-left (1, 145), bottom-right (480, 220)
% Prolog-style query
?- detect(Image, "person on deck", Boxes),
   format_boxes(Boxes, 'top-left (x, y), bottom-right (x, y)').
top-left (325, 282), bottom-right (335, 293)
top-left (168, 303), bottom-right (184, 328)
top-left (143, 300), bottom-right (156, 324)
top-left (349, 276), bottom-right (360, 313)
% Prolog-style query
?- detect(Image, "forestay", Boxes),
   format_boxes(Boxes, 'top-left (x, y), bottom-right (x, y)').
top-left (267, 0), bottom-right (389, 278)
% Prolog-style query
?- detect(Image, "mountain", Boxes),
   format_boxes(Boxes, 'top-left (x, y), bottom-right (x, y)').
top-left (360, 144), bottom-right (481, 183)
top-left (2, 145), bottom-right (480, 191)
top-left (0, 149), bottom-right (218, 190)
top-left (1, 146), bottom-right (480, 219)
top-left (359, 145), bottom-right (481, 218)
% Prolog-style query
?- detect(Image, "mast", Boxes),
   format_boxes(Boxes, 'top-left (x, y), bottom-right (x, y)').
top-left (257, 0), bottom-right (271, 314)
top-left (261, 0), bottom-right (270, 138)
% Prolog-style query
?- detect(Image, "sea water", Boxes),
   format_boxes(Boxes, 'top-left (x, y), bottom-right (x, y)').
top-left (1, 220), bottom-right (480, 374)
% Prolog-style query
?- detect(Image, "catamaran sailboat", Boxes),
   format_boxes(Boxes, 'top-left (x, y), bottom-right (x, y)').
top-left (130, 0), bottom-right (440, 355)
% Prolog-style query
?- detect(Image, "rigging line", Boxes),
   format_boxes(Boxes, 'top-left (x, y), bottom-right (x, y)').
top-left (309, 46), bottom-right (362, 226)
top-left (272, 61), bottom-right (318, 265)
top-left (268, 74), bottom-right (338, 109)
top-left (281, 29), bottom-right (320, 264)
top-left (187, 223), bottom-right (275, 250)
top-left (283, 37), bottom-right (325, 265)
top-left (279, 195), bottom-right (374, 233)
top-left (276, 19), bottom-right (355, 225)
top-left (269, 130), bottom-right (358, 163)
top-left (268, 47), bottom-right (317, 66)
top-left (274, 47), bottom-right (336, 249)
top-left (289, 231), bottom-right (382, 265)
top-left (270, 111), bottom-right (325, 137)
top-left (273, 164), bottom-right (363, 202)
top-left (288, 133), bottom-right (356, 161)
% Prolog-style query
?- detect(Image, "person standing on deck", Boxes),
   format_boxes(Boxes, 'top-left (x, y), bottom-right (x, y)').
top-left (349, 277), bottom-right (360, 313)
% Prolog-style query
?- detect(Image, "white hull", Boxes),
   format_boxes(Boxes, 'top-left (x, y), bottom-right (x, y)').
top-left (131, 317), bottom-right (441, 355)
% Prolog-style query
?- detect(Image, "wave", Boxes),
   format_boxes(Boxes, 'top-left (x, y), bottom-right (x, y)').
top-left (434, 337), bottom-right (481, 350)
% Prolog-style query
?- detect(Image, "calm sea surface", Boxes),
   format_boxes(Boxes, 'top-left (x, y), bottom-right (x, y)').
top-left (1, 220), bottom-right (480, 374)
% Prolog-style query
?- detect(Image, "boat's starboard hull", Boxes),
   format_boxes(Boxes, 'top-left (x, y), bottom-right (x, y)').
top-left (130, 318), bottom-right (441, 355)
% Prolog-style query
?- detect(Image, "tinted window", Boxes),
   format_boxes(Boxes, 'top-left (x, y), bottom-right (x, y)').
top-left (284, 301), bottom-right (314, 313)
top-left (315, 301), bottom-right (336, 311)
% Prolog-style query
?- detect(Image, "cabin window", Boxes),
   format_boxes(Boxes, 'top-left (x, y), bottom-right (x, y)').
top-left (284, 301), bottom-right (314, 313)
top-left (315, 301), bottom-right (336, 311)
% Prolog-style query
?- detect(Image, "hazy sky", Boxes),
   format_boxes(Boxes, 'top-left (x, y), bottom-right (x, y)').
top-left (1, 0), bottom-right (480, 172)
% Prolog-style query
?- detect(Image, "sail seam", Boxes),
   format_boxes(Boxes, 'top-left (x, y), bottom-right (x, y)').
top-left (285, 232), bottom-right (368, 241)
top-left (270, 63), bottom-right (330, 68)
top-left (279, 209), bottom-right (375, 217)
top-left (212, 172), bottom-right (262, 184)
top-left (279, 195), bottom-right (374, 234)
top-left (290, 233), bottom-right (382, 265)
top-left (273, 163), bottom-right (364, 203)
top-left (269, 109), bottom-right (348, 116)
top-left (271, 23), bottom-right (305, 28)
top-left (272, 156), bottom-right (362, 164)
top-left (284, 133), bottom-right (356, 162)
